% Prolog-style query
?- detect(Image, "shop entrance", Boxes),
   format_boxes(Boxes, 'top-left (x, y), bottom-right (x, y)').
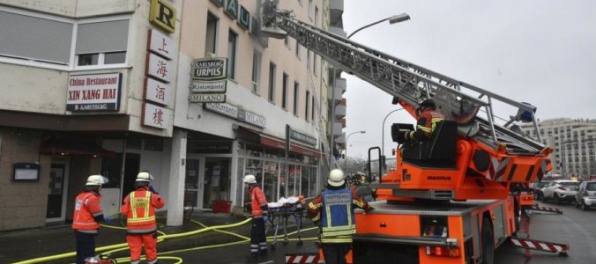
top-left (46, 159), bottom-right (69, 222)
top-left (203, 158), bottom-right (231, 209)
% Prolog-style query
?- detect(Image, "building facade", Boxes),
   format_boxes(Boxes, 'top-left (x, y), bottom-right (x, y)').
top-left (0, 0), bottom-right (336, 231)
top-left (522, 118), bottom-right (596, 179)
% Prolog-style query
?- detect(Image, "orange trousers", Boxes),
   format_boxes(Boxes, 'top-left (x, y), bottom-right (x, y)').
top-left (126, 233), bottom-right (157, 263)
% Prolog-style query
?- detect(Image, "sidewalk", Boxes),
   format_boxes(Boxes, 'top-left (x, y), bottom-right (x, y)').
top-left (0, 212), bottom-right (254, 264)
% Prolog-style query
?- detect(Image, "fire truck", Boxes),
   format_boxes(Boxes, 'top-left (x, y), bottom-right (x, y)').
top-left (261, 1), bottom-right (566, 263)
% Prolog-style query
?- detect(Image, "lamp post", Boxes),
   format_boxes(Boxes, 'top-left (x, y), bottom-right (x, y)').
top-left (329, 13), bottom-right (410, 169)
top-left (344, 131), bottom-right (366, 170)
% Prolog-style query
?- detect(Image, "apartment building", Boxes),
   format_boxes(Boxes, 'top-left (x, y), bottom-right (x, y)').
top-left (0, 0), bottom-right (333, 231)
top-left (522, 118), bottom-right (596, 178)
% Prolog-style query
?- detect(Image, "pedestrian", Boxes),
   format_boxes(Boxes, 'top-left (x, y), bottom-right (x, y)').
top-left (243, 174), bottom-right (269, 259)
top-left (121, 172), bottom-right (165, 264)
top-left (307, 169), bottom-right (371, 264)
top-left (72, 175), bottom-right (111, 264)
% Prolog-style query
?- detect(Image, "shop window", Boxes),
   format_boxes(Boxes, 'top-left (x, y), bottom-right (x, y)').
top-left (126, 138), bottom-right (142, 150)
top-left (144, 138), bottom-right (163, 151)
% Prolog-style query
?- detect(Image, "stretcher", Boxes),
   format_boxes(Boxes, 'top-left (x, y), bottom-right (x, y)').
top-left (266, 197), bottom-right (306, 249)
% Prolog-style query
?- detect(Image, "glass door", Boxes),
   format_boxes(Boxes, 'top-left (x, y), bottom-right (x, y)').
top-left (203, 158), bottom-right (231, 208)
top-left (46, 163), bottom-right (67, 220)
top-left (185, 159), bottom-right (200, 210)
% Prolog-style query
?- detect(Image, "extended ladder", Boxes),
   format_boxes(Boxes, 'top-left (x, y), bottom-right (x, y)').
top-left (262, 2), bottom-right (545, 155)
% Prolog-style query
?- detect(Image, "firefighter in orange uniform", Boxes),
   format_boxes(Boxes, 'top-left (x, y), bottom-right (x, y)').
top-left (307, 169), bottom-right (371, 264)
top-left (404, 99), bottom-right (445, 142)
top-left (121, 172), bottom-right (165, 264)
top-left (243, 174), bottom-right (269, 259)
top-left (72, 175), bottom-right (111, 264)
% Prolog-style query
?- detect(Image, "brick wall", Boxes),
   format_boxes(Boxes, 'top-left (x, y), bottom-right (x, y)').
top-left (0, 128), bottom-right (51, 230)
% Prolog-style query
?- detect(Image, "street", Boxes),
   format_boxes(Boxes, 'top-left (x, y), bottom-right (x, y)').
top-left (147, 201), bottom-right (594, 264)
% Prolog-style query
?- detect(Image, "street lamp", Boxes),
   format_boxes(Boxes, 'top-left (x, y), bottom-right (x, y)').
top-left (344, 131), bottom-right (366, 170)
top-left (329, 13), bottom-right (410, 168)
top-left (347, 13), bottom-right (411, 39)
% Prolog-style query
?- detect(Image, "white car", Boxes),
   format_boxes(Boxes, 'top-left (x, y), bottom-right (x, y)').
top-left (575, 181), bottom-right (596, 210)
top-left (542, 180), bottom-right (580, 204)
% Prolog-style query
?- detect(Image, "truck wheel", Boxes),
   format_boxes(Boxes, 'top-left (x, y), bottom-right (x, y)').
top-left (581, 201), bottom-right (588, 211)
top-left (482, 217), bottom-right (495, 264)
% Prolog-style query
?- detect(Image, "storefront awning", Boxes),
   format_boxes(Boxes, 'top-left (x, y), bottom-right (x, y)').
top-left (40, 136), bottom-right (115, 158)
top-left (236, 126), bottom-right (321, 157)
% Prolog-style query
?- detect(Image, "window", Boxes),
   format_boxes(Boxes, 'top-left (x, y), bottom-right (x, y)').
top-left (227, 30), bottom-right (238, 79)
top-left (252, 50), bottom-right (262, 93)
top-left (307, 51), bottom-right (311, 70)
top-left (75, 19), bottom-right (129, 67)
top-left (313, 54), bottom-right (318, 75)
top-left (305, 91), bottom-right (310, 121)
top-left (315, 6), bottom-right (319, 28)
top-left (282, 73), bottom-right (289, 109)
top-left (205, 12), bottom-right (218, 55)
top-left (293, 82), bottom-right (299, 115)
top-left (0, 10), bottom-right (73, 65)
top-left (311, 96), bottom-right (315, 121)
top-left (308, 0), bottom-right (314, 20)
top-left (295, 41), bottom-right (300, 57)
top-left (268, 62), bottom-right (276, 103)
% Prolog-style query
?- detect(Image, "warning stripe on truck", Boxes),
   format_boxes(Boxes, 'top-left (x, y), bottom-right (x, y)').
top-left (510, 238), bottom-right (569, 254)
top-left (285, 253), bottom-right (323, 264)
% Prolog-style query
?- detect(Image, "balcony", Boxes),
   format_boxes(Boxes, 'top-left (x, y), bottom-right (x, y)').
top-left (327, 86), bottom-right (342, 102)
top-left (335, 104), bottom-right (346, 119)
top-left (335, 77), bottom-right (346, 93)
top-left (329, 26), bottom-right (347, 38)
top-left (329, 122), bottom-right (343, 137)
top-left (329, 0), bottom-right (344, 24)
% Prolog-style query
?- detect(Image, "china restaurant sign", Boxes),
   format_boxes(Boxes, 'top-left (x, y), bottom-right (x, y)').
top-left (66, 73), bottom-right (121, 112)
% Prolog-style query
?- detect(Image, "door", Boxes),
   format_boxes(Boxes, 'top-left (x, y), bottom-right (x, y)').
top-left (203, 158), bottom-right (231, 209)
top-left (121, 153), bottom-right (140, 201)
top-left (46, 161), bottom-right (68, 221)
top-left (185, 159), bottom-right (200, 210)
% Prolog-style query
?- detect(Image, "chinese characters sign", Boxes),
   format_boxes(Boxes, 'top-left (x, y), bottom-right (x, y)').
top-left (142, 103), bottom-right (172, 129)
top-left (66, 73), bottom-right (121, 112)
top-left (149, 29), bottom-right (174, 59)
top-left (145, 78), bottom-right (172, 106)
top-left (147, 53), bottom-right (173, 83)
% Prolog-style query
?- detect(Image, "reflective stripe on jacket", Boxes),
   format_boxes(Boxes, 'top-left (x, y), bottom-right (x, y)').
top-left (72, 191), bottom-right (102, 233)
top-left (409, 109), bottom-right (445, 141)
top-left (320, 188), bottom-right (355, 239)
top-left (250, 186), bottom-right (268, 217)
top-left (121, 187), bottom-right (165, 234)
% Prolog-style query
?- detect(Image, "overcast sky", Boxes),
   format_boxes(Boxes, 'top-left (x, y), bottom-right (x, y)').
top-left (340, 0), bottom-right (596, 160)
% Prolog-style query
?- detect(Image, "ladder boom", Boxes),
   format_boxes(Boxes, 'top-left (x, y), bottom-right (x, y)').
top-left (262, 2), bottom-right (545, 154)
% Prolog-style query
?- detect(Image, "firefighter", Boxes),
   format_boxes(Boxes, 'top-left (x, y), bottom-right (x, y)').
top-left (307, 169), bottom-right (371, 264)
top-left (352, 171), bottom-right (375, 202)
top-left (405, 98), bottom-right (445, 142)
top-left (243, 174), bottom-right (269, 259)
top-left (121, 172), bottom-right (165, 264)
top-left (72, 175), bottom-right (111, 264)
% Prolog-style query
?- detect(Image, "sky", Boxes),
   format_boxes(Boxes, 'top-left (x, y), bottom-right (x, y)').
top-left (340, 0), bottom-right (596, 160)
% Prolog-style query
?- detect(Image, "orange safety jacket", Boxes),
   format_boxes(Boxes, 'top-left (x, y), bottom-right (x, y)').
top-left (72, 191), bottom-right (103, 234)
top-left (408, 108), bottom-right (445, 141)
top-left (249, 186), bottom-right (268, 218)
top-left (121, 187), bottom-right (165, 234)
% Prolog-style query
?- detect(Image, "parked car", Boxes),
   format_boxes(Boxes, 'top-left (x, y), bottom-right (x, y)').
top-left (575, 180), bottom-right (596, 210)
top-left (542, 180), bottom-right (580, 204)
top-left (529, 180), bottom-right (551, 201)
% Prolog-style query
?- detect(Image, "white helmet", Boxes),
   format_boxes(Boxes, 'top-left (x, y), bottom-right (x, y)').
top-left (86, 175), bottom-right (108, 186)
top-left (136, 172), bottom-right (154, 182)
top-left (328, 169), bottom-right (345, 187)
top-left (243, 174), bottom-right (257, 184)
